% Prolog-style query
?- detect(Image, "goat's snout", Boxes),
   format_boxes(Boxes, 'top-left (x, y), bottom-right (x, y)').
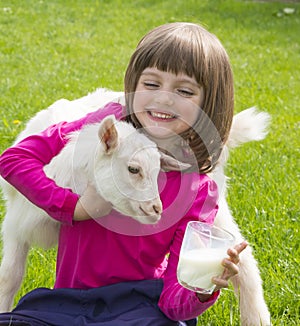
top-left (152, 203), bottom-right (161, 215)
top-left (138, 198), bottom-right (162, 224)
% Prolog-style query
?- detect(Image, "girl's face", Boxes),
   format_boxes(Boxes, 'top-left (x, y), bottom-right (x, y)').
top-left (133, 67), bottom-right (203, 139)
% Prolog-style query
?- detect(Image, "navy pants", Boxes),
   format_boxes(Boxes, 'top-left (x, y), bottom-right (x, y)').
top-left (0, 280), bottom-right (196, 326)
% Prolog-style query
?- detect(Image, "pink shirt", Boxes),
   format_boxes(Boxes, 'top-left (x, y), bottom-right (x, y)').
top-left (0, 102), bottom-right (220, 321)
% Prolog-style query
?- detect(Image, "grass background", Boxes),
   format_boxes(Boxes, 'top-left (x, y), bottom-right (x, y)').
top-left (0, 0), bottom-right (299, 324)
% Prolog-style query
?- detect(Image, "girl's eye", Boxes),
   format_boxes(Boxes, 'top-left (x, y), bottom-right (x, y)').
top-left (128, 166), bottom-right (140, 174)
top-left (177, 89), bottom-right (194, 97)
top-left (144, 82), bottom-right (159, 89)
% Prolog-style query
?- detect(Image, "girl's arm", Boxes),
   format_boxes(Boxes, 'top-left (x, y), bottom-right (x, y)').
top-left (158, 177), bottom-right (220, 321)
top-left (0, 102), bottom-right (123, 224)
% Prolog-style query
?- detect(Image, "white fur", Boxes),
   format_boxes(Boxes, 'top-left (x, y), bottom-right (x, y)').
top-left (210, 108), bottom-right (271, 326)
top-left (0, 105), bottom-right (182, 312)
top-left (0, 89), bottom-right (271, 325)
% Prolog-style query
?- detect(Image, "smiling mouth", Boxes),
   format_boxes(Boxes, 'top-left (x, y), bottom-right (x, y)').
top-left (147, 110), bottom-right (177, 120)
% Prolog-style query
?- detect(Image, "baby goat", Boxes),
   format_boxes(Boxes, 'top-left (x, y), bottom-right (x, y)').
top-left (0, 114), bottom-right (183, 313)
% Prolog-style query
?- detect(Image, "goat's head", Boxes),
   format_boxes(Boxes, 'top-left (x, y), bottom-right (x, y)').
top-left (93, 115), bottom-right (189, 224)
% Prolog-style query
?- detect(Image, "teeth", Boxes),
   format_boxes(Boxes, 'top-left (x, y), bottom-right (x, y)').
top-left (150, 111), bottom-right (175, 119)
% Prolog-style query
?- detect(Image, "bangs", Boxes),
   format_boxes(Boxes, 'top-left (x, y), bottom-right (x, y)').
top-left (136, 29), bottom-right (204, 85)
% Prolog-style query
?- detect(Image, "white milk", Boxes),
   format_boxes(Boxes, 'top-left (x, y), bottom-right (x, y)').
top-left (177, 248), bottom-right (225, 291)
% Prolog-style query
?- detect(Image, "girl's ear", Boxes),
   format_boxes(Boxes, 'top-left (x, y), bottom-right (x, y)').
top-left (98, 115), bottom-right (119, 154)
top-left (160, 152), bottom-right (191, 171)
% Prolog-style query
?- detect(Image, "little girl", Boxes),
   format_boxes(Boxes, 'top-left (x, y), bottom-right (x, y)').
top-left (0, 22), bottom-right (247, 326)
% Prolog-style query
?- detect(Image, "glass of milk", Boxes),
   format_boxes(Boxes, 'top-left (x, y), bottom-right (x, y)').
top-left (177, 221), bottom-right (235, 294)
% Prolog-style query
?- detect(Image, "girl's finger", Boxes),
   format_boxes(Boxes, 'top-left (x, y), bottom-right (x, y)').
top-left (234, 241), bottom-right (248, 254)
top-left (227, 248), bottom-right (239, 264)
top-left (227, 241), bottom-right (248, 264)
top-left (222, 259), bottom-right (239, 276)
top-left (212, 277), bottom-right (229, 290)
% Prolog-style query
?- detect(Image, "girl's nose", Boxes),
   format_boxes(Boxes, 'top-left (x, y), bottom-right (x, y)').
top-left (155, 91), bottom-right (174, 106)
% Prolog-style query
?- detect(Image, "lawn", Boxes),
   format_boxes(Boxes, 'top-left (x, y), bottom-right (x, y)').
top-left (0, 0), bottom-right (299, 325)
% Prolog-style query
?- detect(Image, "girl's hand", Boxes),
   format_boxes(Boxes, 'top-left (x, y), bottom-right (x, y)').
top-left (212, 241), bottom-right (248, 291)
top-left (73, 184), bottom-right (112, 221)
top-left (196, 241), bottom-right (248, 302)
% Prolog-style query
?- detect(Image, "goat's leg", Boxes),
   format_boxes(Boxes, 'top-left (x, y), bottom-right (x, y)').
top-left (0, 235), bottom-right (29, 312)
top-left (231, 246), bottom-right (271, 326)
top-left (214, 199), bottom-right (271, 325)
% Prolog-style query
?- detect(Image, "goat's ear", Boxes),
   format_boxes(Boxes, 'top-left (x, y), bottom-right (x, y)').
top-left (160, 152), bottom-right (191, 171)
top-left (98, 115), bottom-right (119, 154)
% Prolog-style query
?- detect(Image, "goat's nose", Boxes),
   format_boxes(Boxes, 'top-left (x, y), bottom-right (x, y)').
top-left (140, 199), bottom-right (162, 216)
top-left (153, 203), bottom-right (162, 215)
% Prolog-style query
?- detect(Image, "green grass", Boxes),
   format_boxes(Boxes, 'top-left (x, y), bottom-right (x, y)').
top-left (0, 0), bottom-right (299, 324)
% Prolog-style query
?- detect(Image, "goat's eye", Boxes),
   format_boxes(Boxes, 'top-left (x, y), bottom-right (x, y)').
top-left (128, 166), bottom-right (140, 174)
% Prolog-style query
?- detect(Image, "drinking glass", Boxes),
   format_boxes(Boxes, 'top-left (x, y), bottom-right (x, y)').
top-left (177, 221), bottom-right (235, 294)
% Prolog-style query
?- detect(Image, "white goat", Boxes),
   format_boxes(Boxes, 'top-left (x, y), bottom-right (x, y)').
top-left (0, 89), bottom-right (271, 325)
top-left (0, 111), bottom-right (185, 313)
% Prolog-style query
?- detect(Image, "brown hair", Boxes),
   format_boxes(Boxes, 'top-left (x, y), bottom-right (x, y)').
top-left (124, 22), bottom-right (234, 173)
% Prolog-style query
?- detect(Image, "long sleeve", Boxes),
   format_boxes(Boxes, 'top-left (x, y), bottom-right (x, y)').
top-left (158, 177), bottom-right (220, 321)
top-left (0, 102), bottom-right (123, 224)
